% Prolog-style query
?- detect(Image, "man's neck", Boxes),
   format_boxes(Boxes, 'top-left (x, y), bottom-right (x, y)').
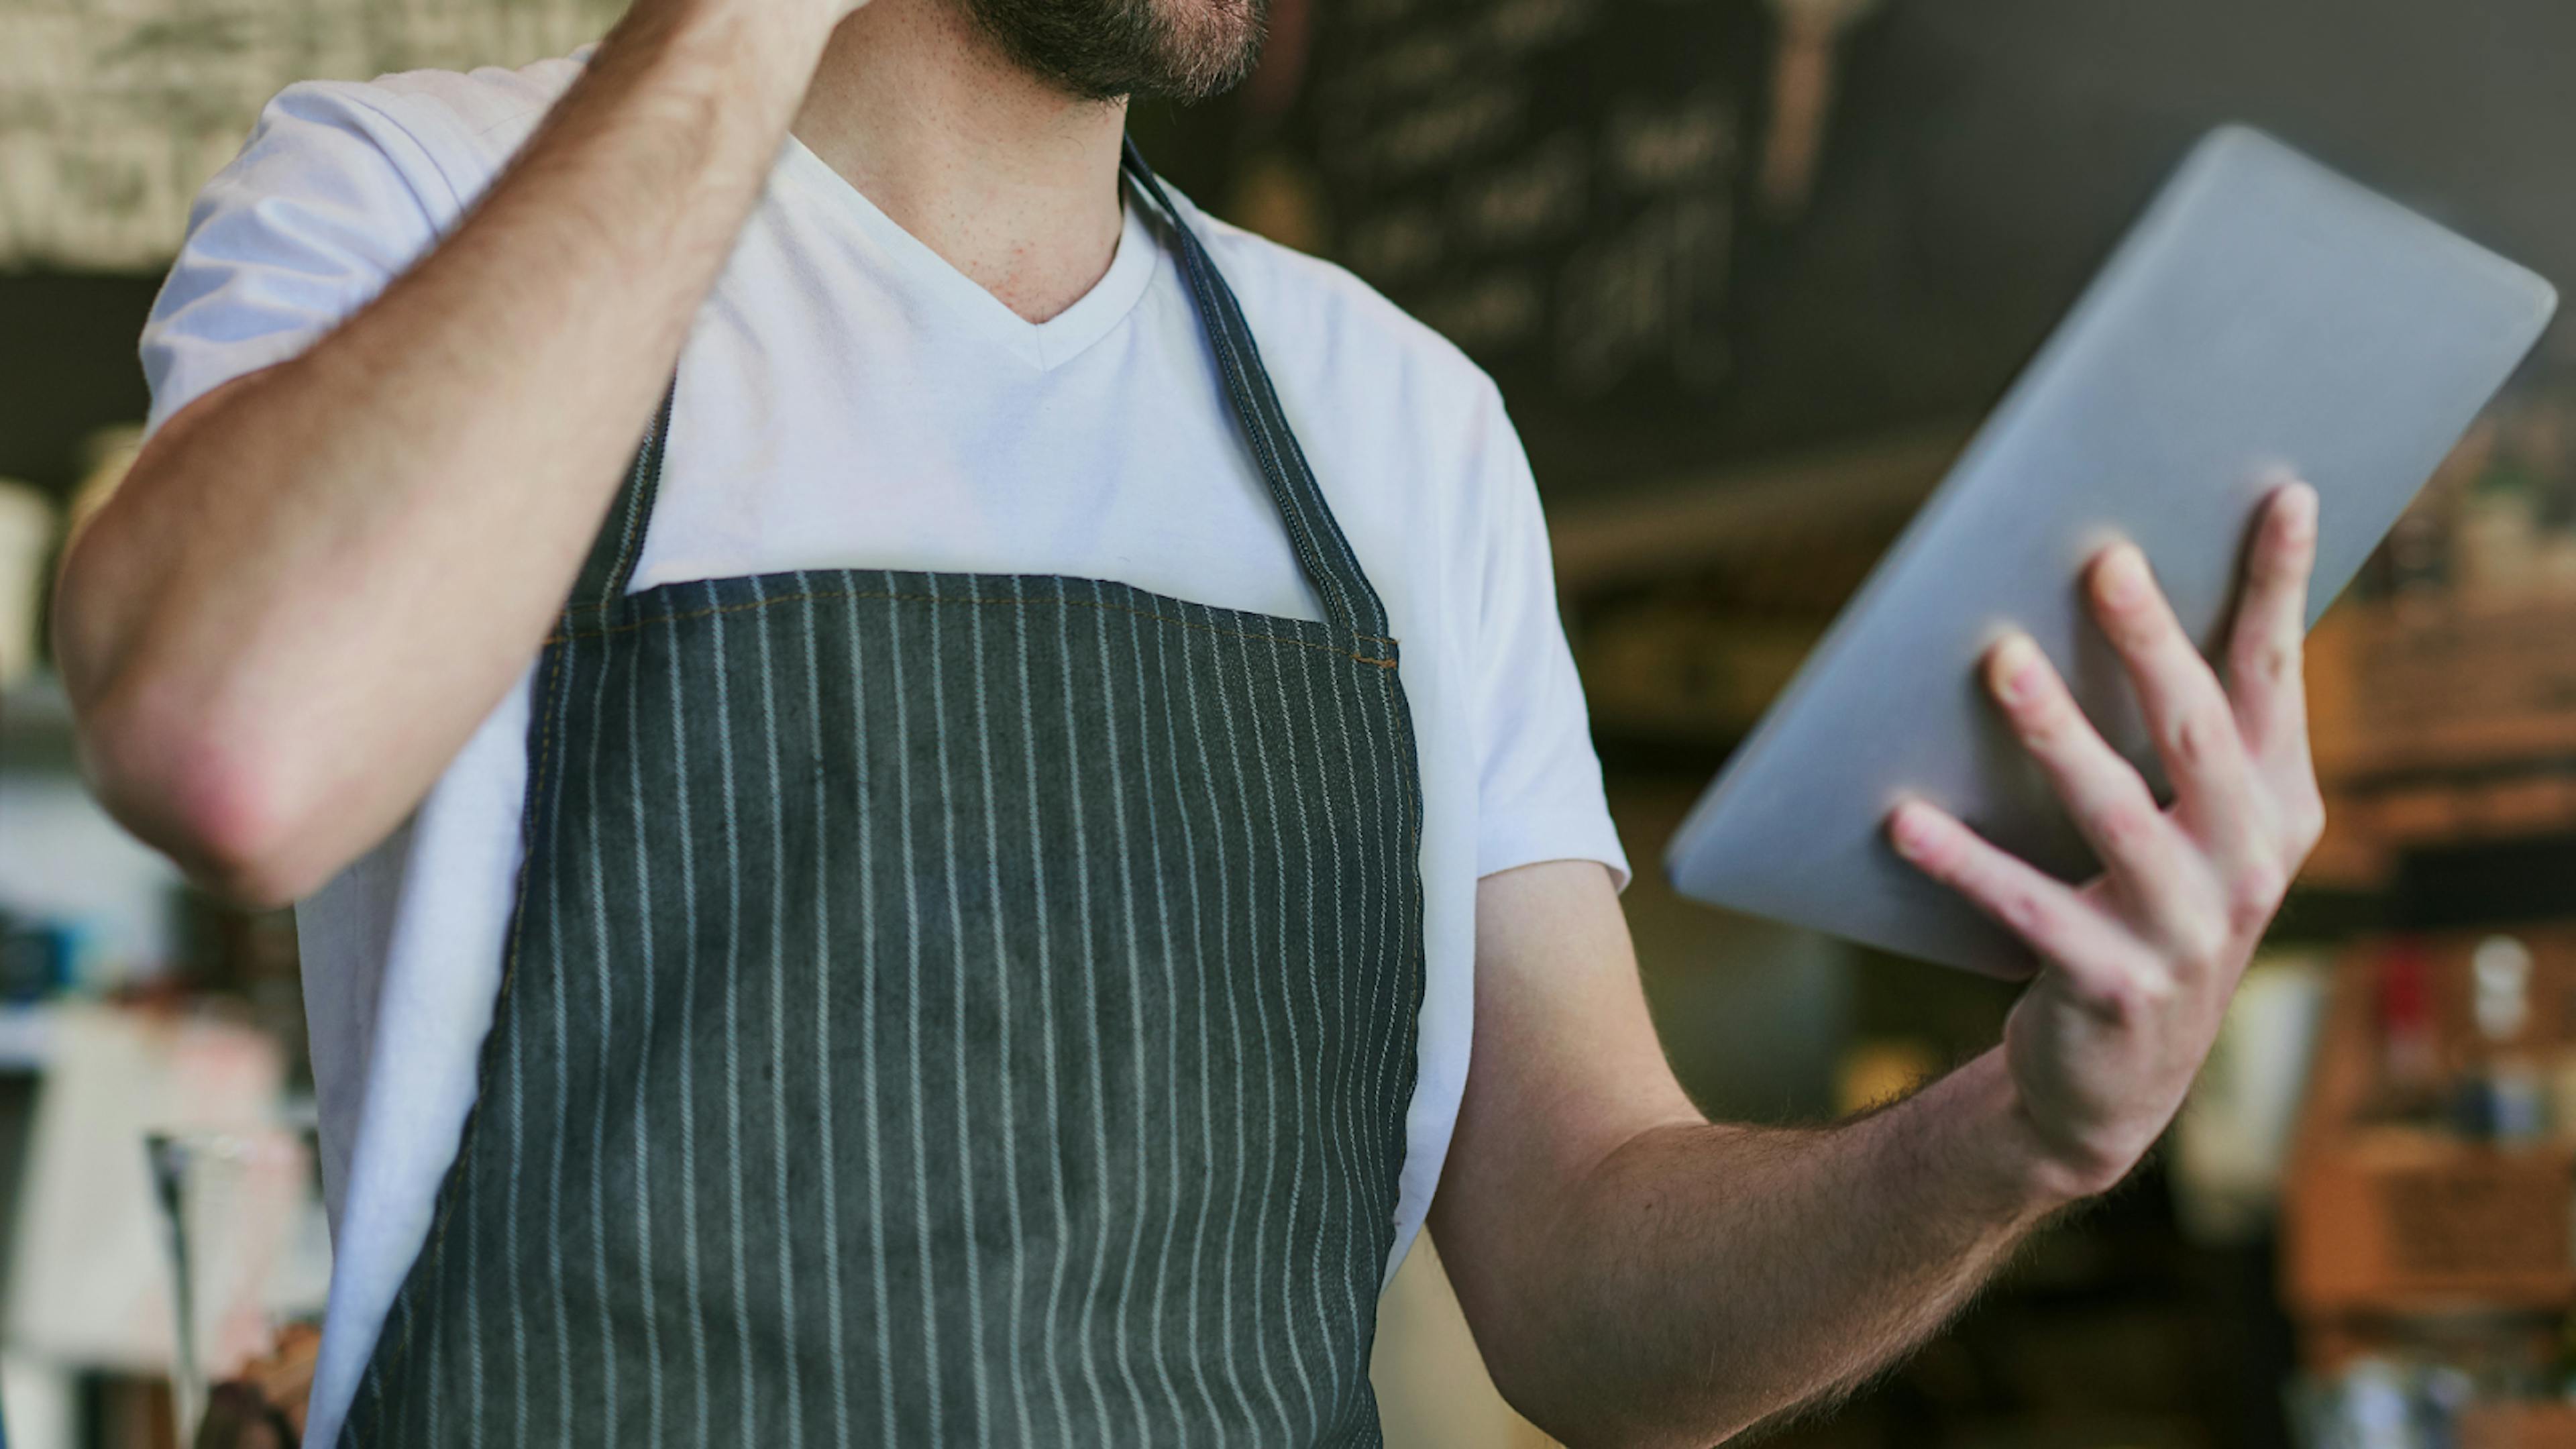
top-left (792, 0), bottom-right (1130, 324)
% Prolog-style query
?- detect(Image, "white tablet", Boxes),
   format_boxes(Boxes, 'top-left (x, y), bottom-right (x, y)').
top-left (1663, 126), bottom-right (2557, 975)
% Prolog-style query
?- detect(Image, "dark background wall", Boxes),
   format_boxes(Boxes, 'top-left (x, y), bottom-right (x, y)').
top-left (1146, 0), bottom-right (2576, 499)
top-left (0, 273), bottom-right (160, 499)
top-left (11, 0), bottom-right (2576, 507)
top-left (1692, 0), bottom-right (2576, 498)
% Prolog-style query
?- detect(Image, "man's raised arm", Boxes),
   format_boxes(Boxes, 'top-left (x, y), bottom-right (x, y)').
top-left (52, 0), bottom-right (856, 904)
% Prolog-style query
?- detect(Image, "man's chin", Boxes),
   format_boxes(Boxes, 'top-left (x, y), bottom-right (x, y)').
top-left (963, 0), bottom-right (1267, 105)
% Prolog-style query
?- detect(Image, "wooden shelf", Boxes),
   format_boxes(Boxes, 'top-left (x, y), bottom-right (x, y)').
top-left (2303, 595), bottom-right (2576, 882)
top-left (2284, 932), bottom-right (2576, 1365)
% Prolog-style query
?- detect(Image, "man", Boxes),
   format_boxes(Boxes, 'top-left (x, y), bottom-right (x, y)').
top-left (54, 0), bottom-right (2324, 1439)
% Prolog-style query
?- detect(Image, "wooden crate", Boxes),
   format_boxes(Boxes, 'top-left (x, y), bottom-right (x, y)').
top-left (2312, 596), bottom-right (2576, 784)
top-left (2463, 1403), bottom-right (2576, 1449)
top-left (2284, 1130), bottom-right (2575, 1315)
top-left (2283, 933), bottom-right (2576, 1324)
top-left (2301, 596), bottom-right (2576, 885)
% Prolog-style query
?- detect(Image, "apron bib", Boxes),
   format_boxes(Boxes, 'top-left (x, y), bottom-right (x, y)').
top-left (340, 143), bottom-right (1427, 1447)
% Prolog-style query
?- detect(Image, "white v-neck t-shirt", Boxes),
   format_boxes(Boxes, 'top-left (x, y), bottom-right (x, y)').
top-left (140, 52), bottom-right (1627, 1448)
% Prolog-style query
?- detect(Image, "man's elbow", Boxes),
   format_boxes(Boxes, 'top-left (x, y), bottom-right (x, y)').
top-left (76, 685), bottom-right (333, 910)
top-left (1487, 1364), bottom-right (1752, 1449)
top-left (1444, 1257), bottom-right (1713, 1448)
top-left (1458, 1260), bottom-right (1765, 1449)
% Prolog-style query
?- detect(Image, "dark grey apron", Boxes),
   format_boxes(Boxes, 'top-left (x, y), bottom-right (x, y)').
top-left (340, 143), bottom-right (1426, 1447)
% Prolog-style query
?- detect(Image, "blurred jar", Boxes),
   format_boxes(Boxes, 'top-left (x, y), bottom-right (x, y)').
top-left (2455, 462), bottom-right (2542, 602)
top-left (147, 1125), bottom-right (331, 1447)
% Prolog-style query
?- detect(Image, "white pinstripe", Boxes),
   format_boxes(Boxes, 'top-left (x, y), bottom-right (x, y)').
top-left (1201, 608), bottom-right (1300, 1442)
top-left (926, 574), bottom-right (996, 1442)
top-left (453, 1118), bottom-right (472, 1449)
top-left (707, 585), bottom-right (757, 1447)
top-left (841, 584), bottom-right (899, 1448)
top-left (1173, 606), bottom-right (1260, 1442)
top-left (1282, 647), bottom-right (1367, 1387)
top-left (1363, 671), bottom-right (1419, 1215)
top-left (794, 571), bottom-right (855, 1449)
top-left (506, 797), bottom-right (531, 1447)
top-left (1010, 576), bottom-right (1080, 1448)
top-left (665, 621), bottom-right (713, 1447)
top-left (885, 573), bottom-right (946, 1444)
top-left (395, 1273), bottom-right (420, 1442)
top-left (580, 621), bottom-right (621, 1444)
top-left (358, 1302), bottom-right (386, 1441)
top-left (627, 620), bottom-right (666, 1444)
top-left (547, 633), bottom-right (577, 1448)
top-left (1320, 641), bottom-right (1392, 1322)
top-left (1332, 634), bottom-right (1400, 1212)
top-left (1090, 583), bottom-right (1179, 1441)
top-left (970, 580), bottom-right (1038, 1449)
top-left (1056, 584), bottom-right (1121, 1442)
top-left (1122, 600), bottom-right (1208, 1440)
top-left (1227, 627), bottom-right (1326, 1432)
top-left (751, 585), bottom-right (807, 1446)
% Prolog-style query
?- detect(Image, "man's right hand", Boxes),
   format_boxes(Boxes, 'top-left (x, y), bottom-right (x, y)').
top-left (54, 0), bottom-right (841, 903)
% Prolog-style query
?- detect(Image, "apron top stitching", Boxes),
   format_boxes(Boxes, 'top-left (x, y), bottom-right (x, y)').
top-left (553, 586), bottom-right (1401, 668)
top-left (563, 588), bottom-right (1399, 651)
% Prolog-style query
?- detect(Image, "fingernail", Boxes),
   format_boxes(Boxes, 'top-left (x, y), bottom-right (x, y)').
top-left (2281, 482), bottom-right (2319, 541)
top-left (2098, 545), bottom-right (2149, 607)
top-left (1889, 801), bottom-right (1933, 859)
top-left (1990, 634), bottom-right (2042, 705)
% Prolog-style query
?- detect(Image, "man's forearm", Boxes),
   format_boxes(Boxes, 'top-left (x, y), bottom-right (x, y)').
top-left (1472, 1052), bottom-right (2065, 1447)
top-left (1450, 484), bottom-right (2328, 1444)
top-left (56, 0), bottom-right (829, 902)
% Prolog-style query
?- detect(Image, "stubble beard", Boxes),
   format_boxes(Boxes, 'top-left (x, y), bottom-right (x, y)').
top-left (957, 0), bottom-right (1269, 103)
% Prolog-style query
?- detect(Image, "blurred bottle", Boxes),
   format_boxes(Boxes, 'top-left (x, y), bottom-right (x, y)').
top-left (2455, 450), bottom-right (2542, 604)
top-left (2379, 937), bottom-right (2442, 1122)
top-left (2454, 934), bottom-right (2544, 1143)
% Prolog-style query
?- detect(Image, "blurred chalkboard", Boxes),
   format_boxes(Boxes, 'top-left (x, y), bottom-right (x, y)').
top-left (1142, 0), bottom-right (2576, 503)
top-left (1303, 0), bottom-right (1766, 408)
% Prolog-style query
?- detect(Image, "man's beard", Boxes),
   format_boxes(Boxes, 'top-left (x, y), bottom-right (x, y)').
top-left (960, 0), bottom-right (1268, 103)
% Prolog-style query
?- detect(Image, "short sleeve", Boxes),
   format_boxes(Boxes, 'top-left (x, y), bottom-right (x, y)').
top-left (141, 82), bottom-right (458, 435)
top-left (1462, 382), bottom-right (1631, 889)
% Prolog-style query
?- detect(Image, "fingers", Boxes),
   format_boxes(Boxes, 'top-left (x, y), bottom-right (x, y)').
top-left (2088, 542), bottom-right (2263, 861)
top-left (1889, 798), bottom-right (2137, 985)
top-left (2227, 482), bottom-right (2321, 763)
top-left (1984, 632), bottom-right (2188, 899)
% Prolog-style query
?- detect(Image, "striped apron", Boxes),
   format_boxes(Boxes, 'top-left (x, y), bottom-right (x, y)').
top-left (338, 142), bottom-right (1427, 1447)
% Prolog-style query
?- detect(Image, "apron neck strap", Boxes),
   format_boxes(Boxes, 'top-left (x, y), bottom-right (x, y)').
top-left (569, 383), bottom-right (674, 617)
top-left (1116, 138), bottom-right (1390, 642)
top-left (568, 140), bottom-right (1391, 644)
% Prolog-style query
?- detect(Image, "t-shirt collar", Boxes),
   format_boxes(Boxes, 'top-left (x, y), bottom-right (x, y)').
top-left (775, 133), bottom-right (1161, 372)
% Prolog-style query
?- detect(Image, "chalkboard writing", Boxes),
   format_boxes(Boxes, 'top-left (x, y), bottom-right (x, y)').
top-left (1305, 0), bottom-right (1765, 402)
top-left (0, 0), bottom-right (615, 268)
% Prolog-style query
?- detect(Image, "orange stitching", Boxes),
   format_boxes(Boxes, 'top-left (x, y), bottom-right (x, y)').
top-left (603, 476), bottom-right (646, 602)
top-left (557, 587), bottom-right (1399, 668)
